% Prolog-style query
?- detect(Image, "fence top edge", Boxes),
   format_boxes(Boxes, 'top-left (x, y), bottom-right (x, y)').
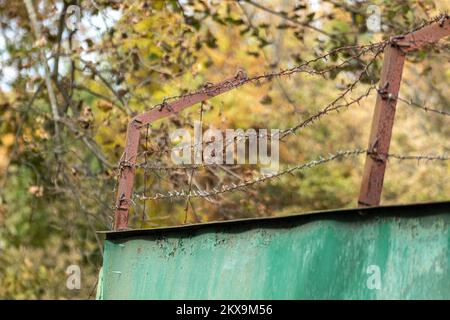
top-left (104, 200), bottom-right (450, 237)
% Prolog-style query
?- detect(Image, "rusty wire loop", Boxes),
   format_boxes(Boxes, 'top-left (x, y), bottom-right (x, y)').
top-left (135, 150), bottom-right (450, 201)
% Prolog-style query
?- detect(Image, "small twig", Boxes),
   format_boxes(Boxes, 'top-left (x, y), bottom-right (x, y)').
top-left (23, 0), bottom-right (61, 140)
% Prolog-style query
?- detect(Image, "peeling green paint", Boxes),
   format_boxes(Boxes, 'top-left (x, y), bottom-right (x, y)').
top-left (98, 202), bottom-right (450, 299)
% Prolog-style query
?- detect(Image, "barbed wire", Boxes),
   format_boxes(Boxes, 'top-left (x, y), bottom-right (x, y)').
top-left (134, 68), bottom-right (450, 166)
top-left (139, 74), bottom-right (379, 160)
top-left (134, 91), bottom-right (372, 169)
top-left (136, 149), bottom-right (367, 201)
top-left (134, 13), bottom-right (449, 118)
top-left (389, 93), bottom-right (450, 117)
top-left (133, 29), bottom-right (446, 163)
top-left (136, 13), bottom-right (449, 129)
top-left (277, 76), bottom-right (378, 140)
top-left (147, 42), bottom-right (387, 114)
top-left (406, 13), bottom-right (449, 34)
top-left (135, 149), bottom-right (449, 201)
top-left (133, 83), bottom-right (449, 172)
top-left (136, 162), bottom-right (240, 171)
top-left (126, 14), bottom-right (450, 209)
top-left (158, 77), bottom-right (449, 154)
top-left (386, 153), bottom-right (450, 162)
top-left (153, 44), bottom-right (387, 162)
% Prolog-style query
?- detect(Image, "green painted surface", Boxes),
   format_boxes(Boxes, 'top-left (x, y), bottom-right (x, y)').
top-left (99, 203), bottom-right (450, 299)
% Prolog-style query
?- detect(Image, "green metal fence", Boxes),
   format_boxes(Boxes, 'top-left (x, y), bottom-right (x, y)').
top-left (98, 201), bottom-right (450, 299)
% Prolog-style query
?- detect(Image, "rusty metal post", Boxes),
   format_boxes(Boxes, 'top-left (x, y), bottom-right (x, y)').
top-left (359, 16), bottom-right (450, 207)
top-left (113, 74), bottom-right (248, 230)
top-left (114, 120), bottom-right (141, 230)
top-left (358, 45), bottom-right (405, 207)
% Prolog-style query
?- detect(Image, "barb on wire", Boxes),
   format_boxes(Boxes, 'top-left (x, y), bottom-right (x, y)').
top-left (278, 84), bottom-right (377, 140)
top-left (136, 162), bottom-right (242, 171)
top-left (385, 153), bottom-right (450, 162)
top-left (384, 91), bottom-right (450, 117)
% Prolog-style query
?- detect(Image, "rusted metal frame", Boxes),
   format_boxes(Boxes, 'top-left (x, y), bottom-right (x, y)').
top-left (358, 17), bottom-right (450, 207)
top-left (114, 17), bottom-right (450, 229)
top-left (114, 76), bottom-right (247, 230)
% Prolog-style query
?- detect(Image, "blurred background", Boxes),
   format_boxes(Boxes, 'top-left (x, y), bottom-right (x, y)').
top-left (0, 0), bottom-right (449, 299)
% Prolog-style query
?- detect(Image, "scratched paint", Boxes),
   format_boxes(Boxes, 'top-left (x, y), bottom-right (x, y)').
top-left (98, 202), bottom-right (450, 299)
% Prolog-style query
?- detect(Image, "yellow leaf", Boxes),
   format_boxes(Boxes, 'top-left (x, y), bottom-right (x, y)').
top-left (1, 133), bottom-right (15, 147)
top-left (97, 100), bottom-right (114, 112)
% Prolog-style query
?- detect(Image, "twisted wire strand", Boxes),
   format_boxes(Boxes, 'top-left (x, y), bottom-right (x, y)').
top-left (136, 150), bottom-right (449, 201)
